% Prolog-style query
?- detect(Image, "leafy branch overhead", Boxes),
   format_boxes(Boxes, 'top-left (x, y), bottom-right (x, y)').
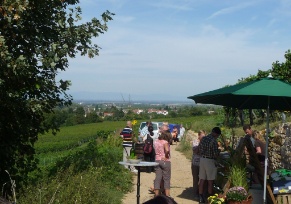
top-left (0, 0), bottom-right (113, 197)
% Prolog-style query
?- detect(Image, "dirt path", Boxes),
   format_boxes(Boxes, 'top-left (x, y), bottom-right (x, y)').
top-left (122, 144), bottom-right (199, 204)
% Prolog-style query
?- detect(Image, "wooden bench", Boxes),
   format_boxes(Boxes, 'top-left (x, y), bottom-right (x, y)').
top-left (276, 194), bottom-right (291, 204)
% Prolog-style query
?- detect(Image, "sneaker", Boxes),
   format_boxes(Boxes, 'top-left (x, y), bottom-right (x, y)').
top-left (199, 194), bottom-right (205, 203)
top-left (194, 195), bottom-right (200, 201)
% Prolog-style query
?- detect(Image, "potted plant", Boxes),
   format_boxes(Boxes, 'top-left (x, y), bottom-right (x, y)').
top-left (223, 153), bottom-right (252, 204)
top-left (207, 193), bottom-right (226, 204)
top-left (228, 165), bottom-right (248, 191)
top-left (127, 152), bottom-right (137, 159)
top-left (226, 186), bottom-right (252, 204)
top-left (127, 152), bottom-right (141, 164)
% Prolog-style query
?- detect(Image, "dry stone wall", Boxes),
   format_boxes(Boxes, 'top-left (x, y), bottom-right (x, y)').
top-left (270, 123), bottom-right (291, 171)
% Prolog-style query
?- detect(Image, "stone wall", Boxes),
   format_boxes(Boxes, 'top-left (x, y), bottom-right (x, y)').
top-left (269, 123), bottom-right (291, 171)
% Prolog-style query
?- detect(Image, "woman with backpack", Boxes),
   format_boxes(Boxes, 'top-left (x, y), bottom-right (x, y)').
top-left (143, 125), bottom-right (155, 173)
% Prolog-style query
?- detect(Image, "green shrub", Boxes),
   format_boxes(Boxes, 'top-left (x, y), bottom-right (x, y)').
top-left (18, 134), bottom-right (133, 204)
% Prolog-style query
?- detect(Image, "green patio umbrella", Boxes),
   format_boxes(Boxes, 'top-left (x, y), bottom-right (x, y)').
top-left (188, 75), bottom-right (291, 204)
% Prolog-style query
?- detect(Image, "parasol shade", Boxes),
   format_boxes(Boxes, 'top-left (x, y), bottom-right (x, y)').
top-left (187, 77), bottom-right (291, 110)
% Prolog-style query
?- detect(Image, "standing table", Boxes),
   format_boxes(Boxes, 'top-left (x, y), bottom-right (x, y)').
top-left (119, 161), bottom-right (159, 204)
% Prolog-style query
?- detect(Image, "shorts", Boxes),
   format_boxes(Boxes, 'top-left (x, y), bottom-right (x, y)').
top-left (199, 157), bottom-right (217, 180)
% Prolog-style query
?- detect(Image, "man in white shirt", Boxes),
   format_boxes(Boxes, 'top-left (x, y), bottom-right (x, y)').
top-left (139, 121), bottom-right (150, 142)
top-left (178, 124), bottom-right (185, 141)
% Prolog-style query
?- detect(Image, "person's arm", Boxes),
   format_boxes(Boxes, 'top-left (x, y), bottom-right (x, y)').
top-left (198, 141), bottom-right (202, 155)
top-left (164, 142), bottom-right (170, 159)
top-left (213, 140), bottom-right (220, 159)
top-left (256, 146), bottom-right (262, 154)
top-left (120, 129), bottom-right (124, 138)
top-left (193, 146), bottom-right (199, 154)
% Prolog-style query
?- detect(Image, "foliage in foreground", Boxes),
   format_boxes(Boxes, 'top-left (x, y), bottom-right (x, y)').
top-left (0, 0), bottom-right (113, 195)
top-left (17, 134), bottom-right (132, 204)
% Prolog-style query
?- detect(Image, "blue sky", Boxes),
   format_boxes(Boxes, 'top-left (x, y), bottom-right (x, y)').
top-left (59, 0), bottom-right (291, 101)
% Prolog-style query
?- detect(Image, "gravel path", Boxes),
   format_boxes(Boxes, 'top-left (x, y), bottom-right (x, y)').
top-left (122, 144), bottom-right (199, 204)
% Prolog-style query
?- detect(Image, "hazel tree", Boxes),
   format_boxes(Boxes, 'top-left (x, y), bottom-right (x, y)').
top-left (0, 0), bottom-right (113, 191)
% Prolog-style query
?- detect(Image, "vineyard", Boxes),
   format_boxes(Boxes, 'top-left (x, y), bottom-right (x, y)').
top-left (35, 122), bottom-right (124, 165)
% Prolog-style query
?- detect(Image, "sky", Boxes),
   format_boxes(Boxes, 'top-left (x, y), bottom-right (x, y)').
top-left (59, 0), bottom-right (291, 102)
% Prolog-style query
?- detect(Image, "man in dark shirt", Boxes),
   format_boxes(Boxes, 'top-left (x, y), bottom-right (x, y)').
top-left (198, 127), bottom-right (221, 203)
top-left (243, 124), bottom-right (255, 147)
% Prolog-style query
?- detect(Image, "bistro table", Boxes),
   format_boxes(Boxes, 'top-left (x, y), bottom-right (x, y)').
top-left (119, 161), bottom-right (159, 204)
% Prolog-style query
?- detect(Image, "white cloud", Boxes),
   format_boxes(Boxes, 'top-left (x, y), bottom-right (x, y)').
top-left (57, 0), bottom-right (291, 101)
top-left (207, 2), bottom-right (257, 20)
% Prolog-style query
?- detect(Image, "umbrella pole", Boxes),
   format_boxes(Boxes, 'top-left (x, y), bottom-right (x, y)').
top-left (263, 102), bottom-right (270, 204)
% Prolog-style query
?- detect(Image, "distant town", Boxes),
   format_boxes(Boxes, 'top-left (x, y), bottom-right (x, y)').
top-left (67, 99), bottom-right (218, 122)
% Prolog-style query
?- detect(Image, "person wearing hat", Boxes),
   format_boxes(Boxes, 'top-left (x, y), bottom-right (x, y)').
top-left (197, 127), bottom-right (221, 203)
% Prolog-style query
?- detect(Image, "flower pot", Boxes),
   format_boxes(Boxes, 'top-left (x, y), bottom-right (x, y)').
top-left (227, 195), bottom-right (253, 204)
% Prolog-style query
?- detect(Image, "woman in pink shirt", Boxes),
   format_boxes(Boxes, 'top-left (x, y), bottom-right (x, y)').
top-left (153, 131), bottom-right (171, 197)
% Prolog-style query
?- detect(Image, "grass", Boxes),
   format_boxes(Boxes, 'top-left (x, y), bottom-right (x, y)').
top-left (18, 121), bottom-right (133, 204)
top-left (228, 164), bottom-right (249, 191)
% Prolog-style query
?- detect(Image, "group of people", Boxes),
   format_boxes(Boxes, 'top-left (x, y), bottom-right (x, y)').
top-left (139, 122), bottom-right (185, 145)
top-left (120, 121), bottom-right (186, 200)
top-left (191, 124), bottom-right (267, 203)
top-left (120, 119), bottom-right (267, 203)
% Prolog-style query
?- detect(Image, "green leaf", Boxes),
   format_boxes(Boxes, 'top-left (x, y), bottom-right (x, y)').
top-left (18, 55), bottom-right (25, 61)
top-left (50, 62), bottom-right (56, 67)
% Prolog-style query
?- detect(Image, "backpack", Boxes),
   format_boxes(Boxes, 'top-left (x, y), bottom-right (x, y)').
top-left (143, 135), bottom-right (153, 154)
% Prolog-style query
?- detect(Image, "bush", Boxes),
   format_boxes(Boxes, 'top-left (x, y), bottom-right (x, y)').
top-left (18, 134), bottom-right (133, 204)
